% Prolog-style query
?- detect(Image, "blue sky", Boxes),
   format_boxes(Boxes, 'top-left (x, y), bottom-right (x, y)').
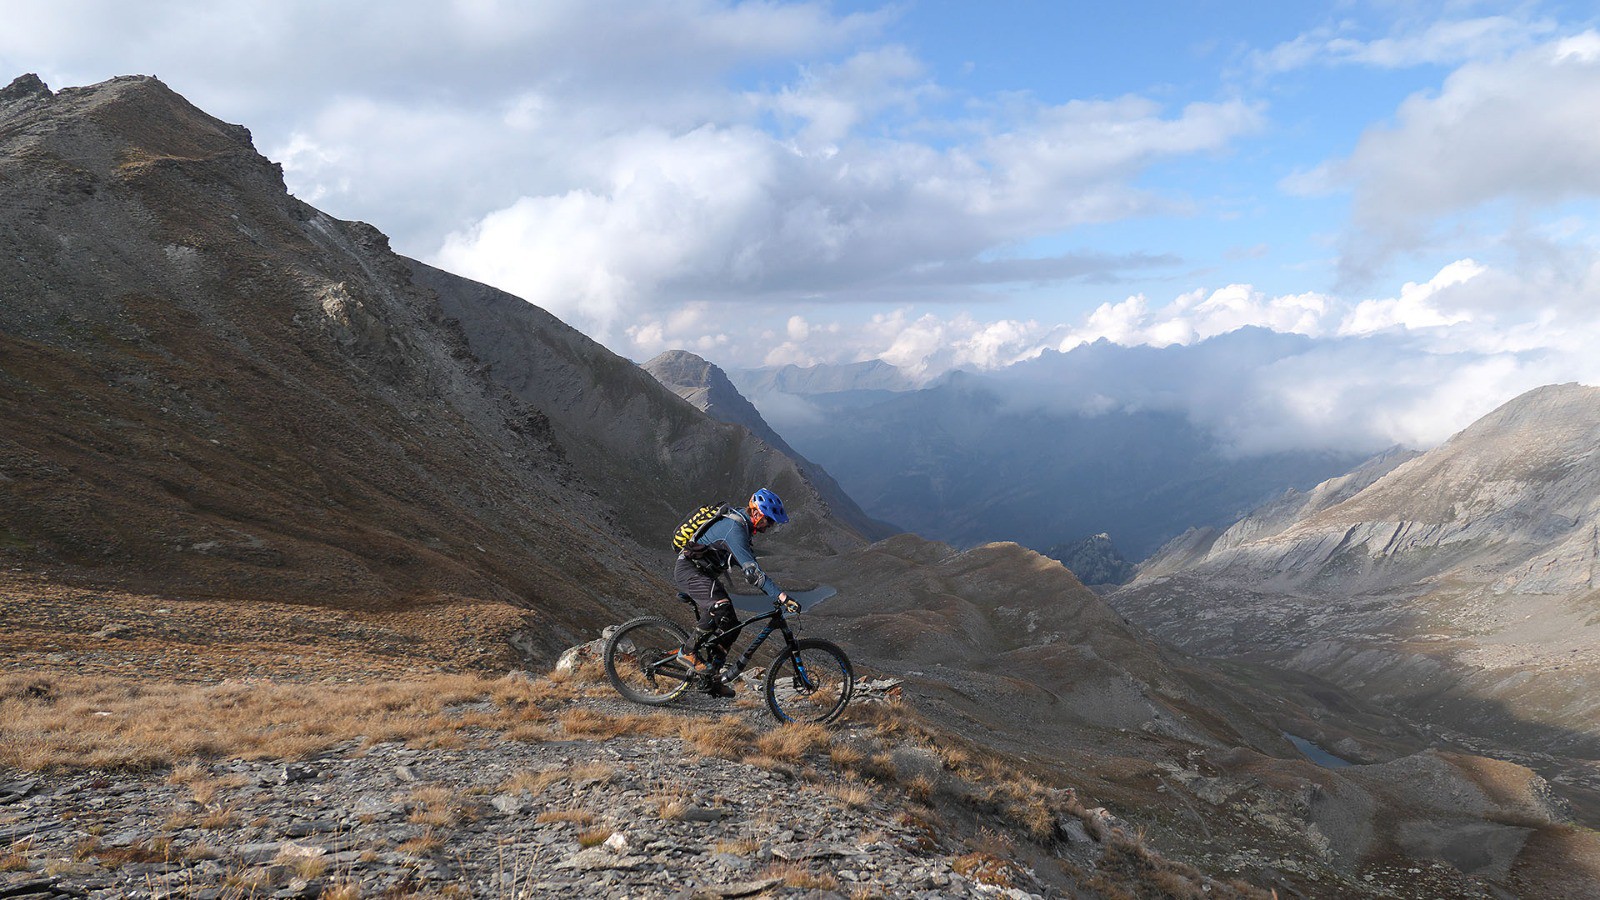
top-left (6, 1), bottom-right (1600, 451)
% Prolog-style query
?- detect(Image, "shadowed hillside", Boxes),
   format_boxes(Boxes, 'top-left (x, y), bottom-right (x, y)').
top-left (0, 73), bottom-right (863, 661)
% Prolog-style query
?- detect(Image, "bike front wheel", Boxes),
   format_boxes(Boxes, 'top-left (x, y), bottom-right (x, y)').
top-left (604, 616), bottom-right (693, 706)
top-left (764, 638), bottom-right (853, 724)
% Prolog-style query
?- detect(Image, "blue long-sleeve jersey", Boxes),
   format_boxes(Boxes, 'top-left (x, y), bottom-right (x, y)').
top-left (691, 509), bottom-right (783, 598)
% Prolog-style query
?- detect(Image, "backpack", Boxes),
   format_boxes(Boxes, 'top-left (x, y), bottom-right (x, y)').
top-left (672, 502), bottom-right (732, 552)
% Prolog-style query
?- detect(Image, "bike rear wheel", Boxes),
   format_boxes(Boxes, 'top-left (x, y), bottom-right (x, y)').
top-left (604, 616), bottom-right (693, 706)
top-left (764, 638), bottom-right (853, 724)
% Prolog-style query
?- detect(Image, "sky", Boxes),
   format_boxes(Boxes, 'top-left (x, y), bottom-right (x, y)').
top-left (7, 0), bottom-right (1600, 453)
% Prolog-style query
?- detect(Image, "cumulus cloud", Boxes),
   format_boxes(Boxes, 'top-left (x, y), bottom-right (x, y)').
top-left (1318, 31), bottom-right (1600, 281)
top-left (432, 87), bottom-right (1259, 341)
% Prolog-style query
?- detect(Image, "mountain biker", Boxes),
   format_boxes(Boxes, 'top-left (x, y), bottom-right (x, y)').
top-left (675, 488), bottom-right (792, 698)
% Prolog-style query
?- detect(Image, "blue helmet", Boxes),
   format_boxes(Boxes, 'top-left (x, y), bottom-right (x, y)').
top-left (749, 488), bottom-right (789, 525)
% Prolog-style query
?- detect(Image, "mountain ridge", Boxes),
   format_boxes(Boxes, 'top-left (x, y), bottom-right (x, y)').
top-left (642, 349), bottom-right (898, 541)
top-left (1114, 383), bottom-right (1600, 774)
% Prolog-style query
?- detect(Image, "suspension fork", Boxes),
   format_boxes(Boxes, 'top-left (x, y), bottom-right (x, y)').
top-left (778, 619), bottom-right (819, 691)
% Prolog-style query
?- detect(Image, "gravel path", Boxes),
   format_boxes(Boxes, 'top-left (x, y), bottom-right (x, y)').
top-left (0, 689), bottom-right (1059, 900)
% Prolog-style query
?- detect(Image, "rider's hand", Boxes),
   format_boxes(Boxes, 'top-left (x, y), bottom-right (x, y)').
top-left (778, 592), bottom-right (800, 614)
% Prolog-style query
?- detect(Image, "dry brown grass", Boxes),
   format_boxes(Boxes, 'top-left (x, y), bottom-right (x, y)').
top-left (407, 785), bottom-right (460, 827)
top-left (653, 784), bottom-right (691, 820)
top-left (90, 837), bottom-right (175, 866)
top-left (713, 838), bottom-right (760, 855)
top-left (0, 844), bottom-right (30, 872)
top-left (753, 722), bottom-right (831, 763)
top-left (952, 851), bottom-right (1019, 888)
top-left (567, 762), bottom-right (616, 784)
top-left (288, 854), bottom-right (330, 880)
top-left (498, 769), bottom-right (568, 795)
top-left (397, 831), bottom-right (443, 855)
top-left (319, 881), bottom-right (361, 900)
top-left (828, 781), bottom-right (873, 810)
top-left (557, 708), bottom-right (678, 740)
top-left (763, 861), bottom-right (840, 890)
top-left (576, 826), bottom-right (612, 848)
top-left (182, 841), bottom-right (219, 861)
top-left (684, 715), bottom-right (757, 759)
top-left (0, 671), bottom-right (575, 772)
top-left (197, 806), bottom-right (239, 830)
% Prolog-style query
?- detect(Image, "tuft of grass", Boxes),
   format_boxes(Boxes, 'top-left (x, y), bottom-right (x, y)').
top-left (182, 841), bottom-right (219, 862)
top-left (319, 881), bottom-right (361, 900)
top-left (828, 782), bottom-right (873, 810)
top-left (752, 723), bottom-right (831, 764)
top-left (282, 853), bottom-right (330, 880)
top-left (653, 785), bottom-right (691, 821)
top-left (763, 861), bottom-right (839, 890)
top-left (1, 844), bottom-right (31, 872)
top-left (498, 769), bottom-right (568, 795)
top-left (576, 827), bottom-right (612, 848)
top-left (407, 785), bottom-right (460, 827)
top-left (684, 715), bottom-right (756, 759)
top-left (397, 832), bottom-right (443, 855)
top-left (951, 851), bottom-right (1018, 888)
top-left (557, 708), bottom-right (677, 740)
top-left (714, 838), bottom-right (760, 855)
top-left (198, 807), bottom-right (239, 830)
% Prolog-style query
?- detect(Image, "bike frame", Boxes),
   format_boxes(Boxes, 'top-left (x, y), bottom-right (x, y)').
top-left (683, 596), bottom-right (812, 688)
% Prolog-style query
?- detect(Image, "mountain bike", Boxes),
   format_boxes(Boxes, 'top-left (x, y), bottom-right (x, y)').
top-left (603, 591), bottom-right (853, 724)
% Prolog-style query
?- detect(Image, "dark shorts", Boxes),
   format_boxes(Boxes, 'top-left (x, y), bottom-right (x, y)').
top-left (673, 555), bottom-right (738, 654)
top-left (673, 555), bottom-right (729, 610)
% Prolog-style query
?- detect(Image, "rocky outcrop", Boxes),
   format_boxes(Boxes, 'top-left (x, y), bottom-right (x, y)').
top-left (1115, 384), bottom-right (1600, 759)
top-left (1047, 532), bottom-right (1135, 587)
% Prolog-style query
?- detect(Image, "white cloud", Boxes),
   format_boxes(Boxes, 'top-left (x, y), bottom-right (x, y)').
top-left (1254, 15), bottom-right (1555, 74)
top-left (1337, 258), bottom-right (1481, 335)
top-left (1319, 31), bottom-right (1600, 280)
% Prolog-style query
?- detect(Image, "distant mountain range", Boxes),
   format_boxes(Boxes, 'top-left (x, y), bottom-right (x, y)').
top-left (729, 348), bottom-right (1367, 561)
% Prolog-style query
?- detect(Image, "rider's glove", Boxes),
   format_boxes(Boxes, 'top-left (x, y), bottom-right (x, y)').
top-left (779, 593), bottom-right (800, 614)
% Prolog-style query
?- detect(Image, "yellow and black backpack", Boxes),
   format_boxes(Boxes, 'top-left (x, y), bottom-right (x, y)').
top-left (672, 502), bottom-right (732, 552)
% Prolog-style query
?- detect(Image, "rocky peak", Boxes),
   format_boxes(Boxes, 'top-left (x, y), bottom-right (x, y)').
top-left (1, 73), bottom-right (52, 105)
top-left (643, 350), bottom-right (772, 441)
top-left (1047, 532), bottom-right (1135, 588)
top-left (1114, 381), bottom-right (1600, 764)
top-left (5, 73), bottom-right (258, 163)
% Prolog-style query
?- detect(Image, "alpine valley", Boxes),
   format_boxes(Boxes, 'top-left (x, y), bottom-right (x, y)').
top-left (3, 74), bottom-right (1598, 899)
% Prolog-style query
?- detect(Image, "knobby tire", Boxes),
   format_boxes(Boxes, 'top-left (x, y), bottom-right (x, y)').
top-left (604, 616), bottom-right (693, 706)
top-left (764, 638), bottom-right (853, 724)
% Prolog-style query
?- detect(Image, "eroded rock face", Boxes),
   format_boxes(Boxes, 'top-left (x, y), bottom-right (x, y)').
top-left (1115, 384), bottom-right (1600, 760)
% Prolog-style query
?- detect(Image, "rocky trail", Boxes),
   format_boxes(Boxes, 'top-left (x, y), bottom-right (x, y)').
top-left (0, 678), bottom-right (1103, 900)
